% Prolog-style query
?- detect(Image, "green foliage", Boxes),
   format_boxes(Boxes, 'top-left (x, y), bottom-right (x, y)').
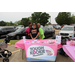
top-left (47, 22), bottom-right (51, 25)
top-left (6, 22), bottom-right (10, 26)
top-left (6, 21), bottom-right (14, 26)
top-left (55, 12), bottom-right (72, 25)
top-left (0, 40), bottom-right (19, 45)
top-left (21, 18), bottom-right (29, 27)
top-left (71, 14), bottom-right (75, 24)
top-left (31, 12), bottom-right (50, 26)
top-left (14, 20), bottom-right (22, 26)
top-left (2, 12), bottom-right (75, 27)
top-left (0, 21), bottom-right (6, 26)
top-left (28, 17), bottom-right (32, 22)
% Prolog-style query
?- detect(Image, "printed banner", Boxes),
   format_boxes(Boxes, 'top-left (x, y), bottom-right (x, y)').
top-left (24, 43), bottom-right (58, 61)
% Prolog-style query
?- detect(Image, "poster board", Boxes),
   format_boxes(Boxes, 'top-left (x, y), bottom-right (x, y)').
top-left (56, 35), bottom-right (61, 44)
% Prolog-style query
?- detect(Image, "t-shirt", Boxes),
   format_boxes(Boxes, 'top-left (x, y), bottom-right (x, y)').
top-left (38, 28), bottom-right (45, 39)
top-left (30, 28), bottom-right (39, 38)
top-left (25, 27), bottom-right (31, 39)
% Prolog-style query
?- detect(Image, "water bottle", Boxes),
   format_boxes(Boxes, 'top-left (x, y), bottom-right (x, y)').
top-left (23, 36), bottom-right (26, 43)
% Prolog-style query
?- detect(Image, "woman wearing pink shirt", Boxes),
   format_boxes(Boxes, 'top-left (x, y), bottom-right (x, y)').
top-left (25, 21), bottom-right (32, 39)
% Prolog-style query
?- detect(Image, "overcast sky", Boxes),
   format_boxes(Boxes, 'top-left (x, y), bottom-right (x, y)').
top-left (0, 12), bottom-right (75, 24)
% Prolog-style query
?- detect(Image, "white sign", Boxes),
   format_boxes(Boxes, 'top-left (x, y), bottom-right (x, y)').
top-left (56, 35), bottom-right (61, 44)
top-left (27, 45), bottom-right (54, 58)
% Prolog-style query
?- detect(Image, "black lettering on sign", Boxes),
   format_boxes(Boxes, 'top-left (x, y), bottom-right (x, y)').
top-left (30, 46), bottom-right (45, 56)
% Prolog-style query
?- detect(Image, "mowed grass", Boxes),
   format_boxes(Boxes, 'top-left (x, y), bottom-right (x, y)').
top-left (0, 40), bottom-right (19, 45)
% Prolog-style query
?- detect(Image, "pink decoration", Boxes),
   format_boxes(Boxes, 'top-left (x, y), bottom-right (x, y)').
top-left (70, 40), bottom-right (75, 46)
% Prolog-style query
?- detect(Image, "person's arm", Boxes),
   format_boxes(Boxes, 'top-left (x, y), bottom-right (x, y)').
top-left (34, 28), bottom-right (39, 39)
top-left (29, 29), bottom-right (33, 39)
top-left (30, 33), bottom-right (32, 38)
top-left (25, 28), bottom-right (28, 36)
top-left (25, 28), bottom-right (28, 33)
top-left (34, 32), bottom-right (39, 39)
top-left (30, 33), bottom-right (33, 39)
top-left (39, 35), bottom-right (43, 39)
top-left (39, 28), bottom-right (44, 39)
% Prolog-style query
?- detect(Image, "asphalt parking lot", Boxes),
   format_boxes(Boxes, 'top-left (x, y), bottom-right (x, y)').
top-left (0, 29), bottom-right (74, 62)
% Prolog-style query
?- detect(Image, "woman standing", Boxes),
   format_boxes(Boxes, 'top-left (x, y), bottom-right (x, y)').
top-left (25, 21), bottom-right (32, 39)
top-left (30, 22), bottom-right (39, 40)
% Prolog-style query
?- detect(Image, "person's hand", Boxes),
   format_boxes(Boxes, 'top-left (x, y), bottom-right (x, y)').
top-left (32, 38), bottom-right (34, 40)
top-left (32, 38), bottom-right (36, 40)
top-left (34, 38), bottom-right (36, 40)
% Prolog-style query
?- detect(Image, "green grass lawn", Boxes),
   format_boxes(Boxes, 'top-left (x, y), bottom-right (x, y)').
top-left (0, 40), bottom-right (19, 45)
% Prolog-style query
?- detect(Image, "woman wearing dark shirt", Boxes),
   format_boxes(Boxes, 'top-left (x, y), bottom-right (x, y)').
top-left (30, 23), bottom-right (39, 40)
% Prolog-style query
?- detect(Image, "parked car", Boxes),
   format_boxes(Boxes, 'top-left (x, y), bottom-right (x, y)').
top-left (16, 25), bottom-right (24, 30)
top-left (7, 28), bottom-right (26, 40)
top-left (7, 26), bottom-right (55, 40)
top-left (0, 27), bottom-right (16, 38)
top-left (47, 25), bottom-right (53, 28)
top-left (53, 25), bottom-right (56, 28)
top-left (55, 25), bottom-right (61, 29)
top-left (61, 25), bottom-right (64, 28)
top-left (71, 25), bottom-right (75, 37)
top-left (26, 26), bottom-right (28, 29)
top-left (40, 25), bottom-right (43, 28)
top-left (59, 26), bottom-right (75, 40)
top-left (61, 25), bottom-right (68, 28)
top-left (42, 27), bottom-right (55, 38)
top-left (71, 24), bottom-right (75, 26)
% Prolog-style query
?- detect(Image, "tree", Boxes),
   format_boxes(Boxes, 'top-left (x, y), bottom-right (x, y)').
top-left (6, 22), bottom-right (10, 26)
top-left (40, 12), bottom-right (50, 25)
top-left (31, 12), bottom-right (50, 26)
top-left (21, 18), bottom-right (29, 27)
top-left (32, 12), bottom-right (42, 23)
top-left (9, 21), bottom-right (14, 26)
top-left (71, 14), bottom-right (75, 24)
top-left (6, 21), bottom-right (14, 26)
top-left (28, 17), bottom-right (32, 22)
top-left (14, 20), bottom-right (22, 26)
top-left (0, 21), bottom-right (6, 26)
top-left (47, 22), bottom-right (51, 25)
top-left (55, 12), bottom-right (72, 25)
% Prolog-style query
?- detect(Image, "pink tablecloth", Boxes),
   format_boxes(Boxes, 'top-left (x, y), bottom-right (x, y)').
top-left (63, 45), bottom-right (75, 61)
top-left (15, 39), bottom-right (63, 61)
top-left (63, 41), bottom-right (75, 61)
top-left (15, 39), bottom-right (25, 49)
top-left (15, 39), bottom-right (62, 49)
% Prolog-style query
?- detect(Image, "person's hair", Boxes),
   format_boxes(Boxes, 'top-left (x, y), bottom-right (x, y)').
top-left (33, 22), bottom-right (36, 25)
top-left (28, 21), bottom-right (31, 25)
top-left (37, 23), bottom-right (40, 25)
top-left (29, 24), bottom-right (32, 27)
